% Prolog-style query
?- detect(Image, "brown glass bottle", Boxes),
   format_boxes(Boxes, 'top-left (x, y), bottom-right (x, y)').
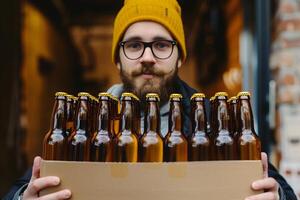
top-left (114, 93), bottom-right (138, 162)
top-left (43, 92), bottom-right (68, 160)
top-left (209, 95), bottom-right (216, 141)
top-left (67, 92), bottom-right (91, 161)
top-left (164, 94), bottom-right (188, 162)
top-left (237, 92), bottom-right (261, 160)
top-left (189, 93), bottom-right (210, 161)
top-left (88, 94), bottom-right (97, 135)
top-left (107, 94), bottom-right (120, 137)
top-left (112, 95), bottom-right (120, 137)
top-left (228, 96), bottom-right (238, 138)
top-left (66, 95), bottom-right (76, 137)
top-left (90, 93), bottom-right (113, 162)
top-left (212, 92), bottom-right (235, 160)
top-left (139, 93), bottom-right (163, 162)
top-left (132, 94), bottom-right (142, 137)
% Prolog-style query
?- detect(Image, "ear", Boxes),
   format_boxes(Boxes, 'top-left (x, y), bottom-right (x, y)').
top-left (177, 58), bottom-right (182, 68)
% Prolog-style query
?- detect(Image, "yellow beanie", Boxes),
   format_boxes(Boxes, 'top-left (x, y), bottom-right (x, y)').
top-left (112, 0), bottom-right (186, 64)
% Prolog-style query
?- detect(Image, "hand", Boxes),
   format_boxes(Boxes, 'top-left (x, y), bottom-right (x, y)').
top-left (245, 152), bottom-right (279, 200)
top-left (22, 156), bottom-right (71, 200)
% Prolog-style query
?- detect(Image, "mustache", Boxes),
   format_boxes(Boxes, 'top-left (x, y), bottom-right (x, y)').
top-left (131, 66), bottom-right (166, 77)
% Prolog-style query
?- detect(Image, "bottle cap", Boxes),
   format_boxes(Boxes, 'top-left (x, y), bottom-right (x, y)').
top-left (191, 93), bottom-right (205, 100)
top-left (78, 92), bottom-right (90, 97)
top-left (215, 92), bottom-right (228, 97)
top-left (237, 91), bottom-right (251, 98)
top-left (146, 93), bottom-right (160, 101)
top-left (122, 92), bottom-right (140, 101)
top-left (55, 92), bottom-right (68, 97)
top-left (170, 93), bottom-right (183, 99)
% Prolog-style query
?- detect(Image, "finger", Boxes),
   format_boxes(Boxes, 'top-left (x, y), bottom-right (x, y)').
top-left (38, 189), bottom-right (71, 200)
top-left (27, 176), bottom-right (60, 195)
top-left (245, 191), bottom-right (279, 200)
top-left (261, 152), bottom-right (268, 178)
top-left (31, 156), bottom-right (42, 181)
top-left (251, 177), bottom-right (278, 191)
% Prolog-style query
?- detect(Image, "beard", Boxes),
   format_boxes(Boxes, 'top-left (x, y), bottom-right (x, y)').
top-left (120, 63), bottom-right (178, 108)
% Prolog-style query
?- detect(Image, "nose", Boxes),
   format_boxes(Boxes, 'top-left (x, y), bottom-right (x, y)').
top-left (139, 47), bottom-right (156, 63)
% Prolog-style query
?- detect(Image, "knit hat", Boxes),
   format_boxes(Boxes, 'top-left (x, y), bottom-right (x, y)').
top-left (112, 0), bottom-right (186, 64)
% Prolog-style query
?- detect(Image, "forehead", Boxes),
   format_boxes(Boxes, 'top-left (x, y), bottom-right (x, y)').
top-left (122, 21), bottom-right (173, 41)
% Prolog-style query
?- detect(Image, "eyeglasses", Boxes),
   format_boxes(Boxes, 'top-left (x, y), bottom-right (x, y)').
top-left (119, 40), bottom-right (177, 60)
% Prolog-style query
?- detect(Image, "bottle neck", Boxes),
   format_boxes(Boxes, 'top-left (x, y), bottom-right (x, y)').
top-left (238, 99), bottom-right (254, 132)
top-left (75, 99), bottom-right (89, 132)
top-left (192, 101), bottom-right (207, 133)
top-left (51, 98), bottom-right (67, 131)
top-left (229, 101), bottom-right (238, 133)
top-left (216, 99), bottom-right (229, 132)
top-left (120, 100), bottom-right (134, 132)
top-left (169, 101), bottom-right (183, 132)
top-left (210, 100), bottom-right (217, 133)
top-left (97, 100), bottom-right (110, 132)
top-left (66, 100), bottom-right (74, 122)
top-left (145, 101), bottom-right (160, 133)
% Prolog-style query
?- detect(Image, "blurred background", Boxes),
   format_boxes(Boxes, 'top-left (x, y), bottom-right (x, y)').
top-left (0, 0), bottom-right (300, 198)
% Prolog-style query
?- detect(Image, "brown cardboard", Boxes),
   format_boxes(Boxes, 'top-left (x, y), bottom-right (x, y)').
top-left (40, 160), bottom-right (263, 200)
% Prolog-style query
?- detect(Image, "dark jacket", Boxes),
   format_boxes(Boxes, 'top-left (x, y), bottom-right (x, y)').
top-left (3, 77), bottom-right (297, 200)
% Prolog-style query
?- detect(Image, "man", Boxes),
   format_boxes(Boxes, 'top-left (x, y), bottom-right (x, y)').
top-left (4, 0), bottom-right (297, 199)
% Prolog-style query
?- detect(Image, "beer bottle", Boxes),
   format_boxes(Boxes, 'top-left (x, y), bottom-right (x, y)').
top-left (139, 93), bottom-right (163, 162)
top-left (111, 95), bottom-right (120, 137)
top-left (108, 94), bottom-right (120, 137)
top-left (228, 96), bottom-right (238, 138)
top-left (93, 97), bottom-right (99, 134)
top-left (237, 92), bottom-right (261, 160)
top-left (88, 94), bottom-right (97, 134)
top-left (212, 92), bottom-right (235, 160)
top-left (43, 92), bottom-right (68, 160)
top-left (189, 93), bottom-right (210, 161)
top-left (209, 95), bottom-right (216, 140)
top-left (90, 93), bottom-right (113, 162)
top-left (66, 95), bottom-right (76, 137)
top-left (114, 92), bottom-right (138, 162)
top-left (132, 94), bottom-right (142, 137)
top-left (164, 94), bottom-right (188, 162)
top-left (67, 92), bottom-right (91, 161)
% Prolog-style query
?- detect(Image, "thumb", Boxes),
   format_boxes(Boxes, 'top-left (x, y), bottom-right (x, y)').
top-left (31, 156), bottom-right (42, 181)
top-left (261, 152), bottom-right (269, 178)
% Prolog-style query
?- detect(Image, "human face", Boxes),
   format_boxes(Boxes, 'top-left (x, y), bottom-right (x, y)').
top-left (117, 21), bottom-right (182, 104)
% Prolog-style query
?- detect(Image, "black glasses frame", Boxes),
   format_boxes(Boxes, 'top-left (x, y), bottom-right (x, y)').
top-left (119, 40), bottom-right (177, 60)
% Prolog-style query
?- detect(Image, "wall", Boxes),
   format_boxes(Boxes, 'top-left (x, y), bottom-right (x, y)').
top-left (21, 2), bottom-right (79, 166)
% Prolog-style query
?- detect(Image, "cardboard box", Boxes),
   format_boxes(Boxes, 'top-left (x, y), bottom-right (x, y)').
top-left (40, 160), bottom-right (263, 200)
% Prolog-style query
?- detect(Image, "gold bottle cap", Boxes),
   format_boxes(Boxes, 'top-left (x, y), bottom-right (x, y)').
top-left (78, 92), bottom-right (90, 97)
top-left (98, 92), bottom-right (111, 102)
top-left (98, 92), bottom-right (119, 102)
top-left (191, 93), bottom-right (206, 100)
top-left (170, 93), bottom-right (183, 99)
top-left (228, 96), bottom-right (237, 103)
top-left (121, 92), bottom-right (140, 101)
top-left (237, 91), bottom-right (251, 97)
top-left (146, 93), bottom-right (160, 101)
top-left (55, 92), bottom-right (68, 97)
top-left (215, 92), bottom-right (228, 97)
top-left (98, 92), bottom-right (110, 97)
